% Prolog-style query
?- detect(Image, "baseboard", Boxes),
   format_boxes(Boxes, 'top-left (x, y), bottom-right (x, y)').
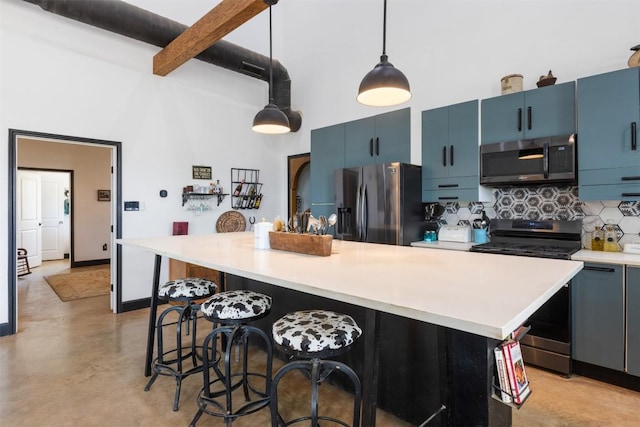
top-left (0, 322), bottom-right (13, 337)
top-left (121, 297), bottom-right (152, 312)
top-left (572, 360), bottom-right (640, 392)
top-left (71, 258), bottom-right (110, 268)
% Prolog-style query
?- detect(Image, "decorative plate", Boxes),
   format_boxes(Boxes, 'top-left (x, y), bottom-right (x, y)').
top-left (216, 210), bottom-right (246, 233)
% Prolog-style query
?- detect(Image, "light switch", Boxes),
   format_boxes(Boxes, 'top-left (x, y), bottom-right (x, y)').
top-left (124, 201), bottom-right (139, 211)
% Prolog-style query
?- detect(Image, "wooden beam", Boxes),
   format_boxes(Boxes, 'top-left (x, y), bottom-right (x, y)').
top-left (153, 0), bottom-right (269, 76)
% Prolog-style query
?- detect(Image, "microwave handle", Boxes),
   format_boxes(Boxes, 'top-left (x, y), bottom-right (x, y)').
top-left (543, 142), bottom-right (549, 179)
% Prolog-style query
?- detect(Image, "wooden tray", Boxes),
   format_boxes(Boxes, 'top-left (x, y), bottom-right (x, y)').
top-left (269, 232), bottom-right (332, 256)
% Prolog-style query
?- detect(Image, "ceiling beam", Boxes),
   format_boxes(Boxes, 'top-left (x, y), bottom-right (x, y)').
top-left (153, 0), bottom-right (269, 76)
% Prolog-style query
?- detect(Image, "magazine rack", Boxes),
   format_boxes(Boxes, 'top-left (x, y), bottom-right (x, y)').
top-left (492, 325), bottom-right (532, 409)
top-left (491, 378), bottom-right (531, 409)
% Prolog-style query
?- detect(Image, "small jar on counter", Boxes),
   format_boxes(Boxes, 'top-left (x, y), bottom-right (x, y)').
top-left (423, 230), bottom-right (437, 242)
top-left (603, 220), bottom-right (619, 252)
top-left (591, 225), bottom-right (604, 251)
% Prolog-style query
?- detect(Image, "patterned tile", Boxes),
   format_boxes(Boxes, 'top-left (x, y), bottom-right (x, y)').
top-left (445, 202), bottom-right (459, 214)
top-left (468, 202), bottom-right (484, 214)
top-left (439, 185), bottom-right (640, 244)
top-left (619, 201), bottom-right (640, 216)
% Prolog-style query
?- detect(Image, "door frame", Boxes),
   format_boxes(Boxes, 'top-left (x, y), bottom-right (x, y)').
top-left (6, 129), bottom-right (123, 336)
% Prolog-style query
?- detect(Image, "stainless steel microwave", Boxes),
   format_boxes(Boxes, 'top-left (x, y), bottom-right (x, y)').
top-left (479, 134), bottom-right (577, 186)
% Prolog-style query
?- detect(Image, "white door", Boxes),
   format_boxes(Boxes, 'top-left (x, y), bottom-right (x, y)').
top-left (40, 172), bottom-right (68, 260)
top-left (17, 170), bottom-right (42, 267)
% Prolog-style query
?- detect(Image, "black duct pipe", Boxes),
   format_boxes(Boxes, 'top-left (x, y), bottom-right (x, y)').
top-left (23, 0), bottom-right (302, 132)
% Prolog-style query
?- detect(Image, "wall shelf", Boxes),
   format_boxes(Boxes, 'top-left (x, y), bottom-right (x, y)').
top-left (182, 192), bottom-right (228, 207)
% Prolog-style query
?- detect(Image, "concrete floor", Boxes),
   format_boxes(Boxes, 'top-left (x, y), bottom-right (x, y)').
top-left (2, 260), bottom-right (640, 426)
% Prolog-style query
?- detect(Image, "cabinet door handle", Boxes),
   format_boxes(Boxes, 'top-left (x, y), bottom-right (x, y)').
top-left (369, 138), bottom-right (374, 157)
top-left (442, 146), bottom-right (447, 167)
top-left (583, 266), bottom-right (616, 273)
top-left (632, 122), bottom-right (637, 151)
top-left (376, 137), bottom-right (380, 156)
top-left (527, 106), bottom-right (533, 130)
top-left (621, 176), bottom-right (640, 181)
top-left (450, 145), bottom-right (454, 166)
top-left (438, 196), bottom-right (459, 200)
top-left (438, 184), bottom-right (459, 188)
top-left (621, 193), bottom-right (640, 197)
top-left (517, 108), bottom-right (522, 132)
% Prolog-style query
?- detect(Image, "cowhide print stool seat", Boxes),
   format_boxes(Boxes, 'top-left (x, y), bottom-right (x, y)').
top-left (270, 310), bottom-right (363, 427)
top-left (190, 290), bottom-right (273, 427)
top-left (144, 277), bottom-right (217, 411)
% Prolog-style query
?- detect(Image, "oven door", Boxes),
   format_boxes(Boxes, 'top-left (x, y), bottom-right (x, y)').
top-left (519, 282), bottom-right (572, 376)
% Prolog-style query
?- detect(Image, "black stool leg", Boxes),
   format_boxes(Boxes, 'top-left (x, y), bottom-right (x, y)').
top-left (270, 358), bottom-right (362, 427)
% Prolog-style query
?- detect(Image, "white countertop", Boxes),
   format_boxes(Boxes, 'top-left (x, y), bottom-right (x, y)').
top-left (118, 232), bottom-right (583, 340)
top-left (573, 249), bottom-right (640, 267)
top-left (411, 240), bottom-right (475, 251)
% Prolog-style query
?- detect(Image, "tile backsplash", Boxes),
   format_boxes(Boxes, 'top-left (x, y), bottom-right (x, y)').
top-left (436, 186), bottom-right (640, 250)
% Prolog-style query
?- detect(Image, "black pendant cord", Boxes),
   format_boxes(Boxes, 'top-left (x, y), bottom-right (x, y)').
top-left (382, 0), bottom-right (387, 56)
top-left (268, 5), bottom-right (274, 104)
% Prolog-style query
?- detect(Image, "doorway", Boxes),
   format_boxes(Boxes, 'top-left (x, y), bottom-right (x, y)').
top-left (6, 129), bottom-right (123, 336)
top-left (287, 153), bottom-right (310, 220)
top-left (17, 169), bottom-right (72, 266)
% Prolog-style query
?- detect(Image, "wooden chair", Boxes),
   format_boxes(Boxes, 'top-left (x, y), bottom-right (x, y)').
top-left (17, 248), bottom-right (32, 277)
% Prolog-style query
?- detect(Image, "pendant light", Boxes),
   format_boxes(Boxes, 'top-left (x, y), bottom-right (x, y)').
top-left (252, 0), bottom-right (290, 134)
top-left (357, 0), bottom-right (411, 107)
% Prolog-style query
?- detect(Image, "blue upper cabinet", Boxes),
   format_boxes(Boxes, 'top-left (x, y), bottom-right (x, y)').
top-left (344, 108), bottom-right (410, 167)
top-left (577, 67), bottom-right (640, 200)
top-left (422, 100), bottom-right (482, 202)
top-left (310, 123), bottom-right (345, 205)
top-left (481, 81), bottom-right (576, 144)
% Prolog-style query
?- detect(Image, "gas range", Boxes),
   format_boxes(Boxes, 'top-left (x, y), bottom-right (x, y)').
top-left (469, 219), bottom-right (582, 260)
top-left (469, 218), bottom-right (583, 376)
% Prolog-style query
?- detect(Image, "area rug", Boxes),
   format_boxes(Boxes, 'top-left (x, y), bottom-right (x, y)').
top-left (44, 266), bottom-right (110, 302)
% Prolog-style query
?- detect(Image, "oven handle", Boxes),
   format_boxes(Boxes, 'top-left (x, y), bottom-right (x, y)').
top-left (583, 266), bottom-right (616, 273)
top-left (543, 142), bottom-right (549, 179)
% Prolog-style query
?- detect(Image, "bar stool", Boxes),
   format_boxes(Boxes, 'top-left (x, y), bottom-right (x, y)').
top-left (270, 310), bottom-right (362, 427)
top-left (144, 277), bottom-right (217, 411)
top-left (190, 290), bottom-right (273, 427)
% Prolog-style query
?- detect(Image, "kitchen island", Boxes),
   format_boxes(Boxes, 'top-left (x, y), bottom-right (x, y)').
top-left (118, 232), bottom-right (583, 426)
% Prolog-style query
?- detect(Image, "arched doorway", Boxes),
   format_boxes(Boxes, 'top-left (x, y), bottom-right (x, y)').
top-left (287, 153), bottom-right (310, 221)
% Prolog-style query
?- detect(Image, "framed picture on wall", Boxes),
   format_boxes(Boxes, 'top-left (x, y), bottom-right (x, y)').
top-left (97, 189), bottom-right (111, 201)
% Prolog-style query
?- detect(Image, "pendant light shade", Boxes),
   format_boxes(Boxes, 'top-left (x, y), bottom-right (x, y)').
top-left (252, 102), bottom-right (291, 134)
top-left (253, 1), bottom-right (290, 134)
top-left (357, 0), bottom-right (411, 107)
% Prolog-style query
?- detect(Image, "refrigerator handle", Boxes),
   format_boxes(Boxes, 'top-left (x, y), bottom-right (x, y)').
top-left (362, 184), bottom-right (368, 242)
top-left (355, 184), bottom-right (362, 241)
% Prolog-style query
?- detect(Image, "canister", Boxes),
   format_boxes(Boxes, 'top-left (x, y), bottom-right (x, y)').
top-left (501, 74), bottom-right (523, 95)
top-left (254, 221), bottom-right (273, 249)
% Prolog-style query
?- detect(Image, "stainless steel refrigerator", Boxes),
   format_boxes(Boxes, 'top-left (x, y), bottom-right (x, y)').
top-left (334, 162), bottom-right (424, 246)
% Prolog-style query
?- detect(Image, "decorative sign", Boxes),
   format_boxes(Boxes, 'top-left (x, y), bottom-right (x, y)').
top-left (97, 189), bottom-right (111, 201)
top-left (192, 165), bottom-right (212, 180)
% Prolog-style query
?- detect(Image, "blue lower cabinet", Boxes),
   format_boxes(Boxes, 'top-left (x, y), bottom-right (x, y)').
top-left (572, 263), bottom-right (624, 371)
top-left (627, 267), bottom-right (640, 377)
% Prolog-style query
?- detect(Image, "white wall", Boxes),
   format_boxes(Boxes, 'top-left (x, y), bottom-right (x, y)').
top-left (0, 0), bottom-right (292, 318)
top-left (282, 0), bottom-right (640, 163)
top-left (1, 0), bottom-right (640, 324)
